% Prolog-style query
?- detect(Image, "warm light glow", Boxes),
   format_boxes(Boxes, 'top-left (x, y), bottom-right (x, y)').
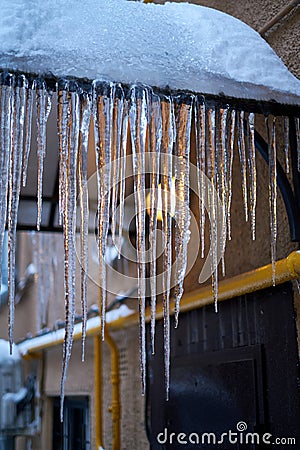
top-left (146, 177), bottom-right (176, 221)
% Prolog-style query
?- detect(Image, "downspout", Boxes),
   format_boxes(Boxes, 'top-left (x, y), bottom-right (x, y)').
top-left (105, 329), bottom-right (121, 450)
top-left (259, 0), bottom-right (300, 35)
top-left (94, 335), bottom-right (104, 450)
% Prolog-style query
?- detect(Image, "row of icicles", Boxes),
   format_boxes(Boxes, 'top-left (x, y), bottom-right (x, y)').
top-left (0, 73), bottom-right (300, 418)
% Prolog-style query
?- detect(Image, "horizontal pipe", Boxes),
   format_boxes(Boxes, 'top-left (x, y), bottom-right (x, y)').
top-left (108, 250), bottom-right (300, 329)
top-left (259, 0), bottom-right (300, 35)
top-left (19, 251), bottom-right (300, 355)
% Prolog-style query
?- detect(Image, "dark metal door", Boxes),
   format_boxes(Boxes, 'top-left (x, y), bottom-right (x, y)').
top-left (147, 283), bottom-right (300, 449)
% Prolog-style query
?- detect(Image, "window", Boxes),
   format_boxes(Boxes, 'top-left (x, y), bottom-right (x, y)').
top-left (52, 396), bottom-right (90, 450)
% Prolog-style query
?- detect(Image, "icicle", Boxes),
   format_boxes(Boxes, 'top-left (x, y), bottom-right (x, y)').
top-left (195, 97), bottom-right (206, 259)
top-left (117, 100), bottom-right (128, 257)
top-left (207, 107), bottom-right (219, 311)
top-left (93, 82), bottom-right (115, 341)
top-left (248, 112), bottom-right (257, 240)
top-left (22, 83), bottom-right (34, 186)
top-left (129, 85), bottom-right (148, 395)
top-left (266, 115), bottom-right (277, 286)
top-left (36, 81), bottom-right (52, 230)
top-left (57, 84), bottom-right (70, 226)
top-left (295, 117), bottom-right (300, 171)
top-left (61, 88), bottom-right (80, 421)
top-left (0, 75), bottom-right (14, 289)
top-left (160, 96), bottom-right (175, 400)
top-left (148, 92), bottom-right (162, 354)
top-left (227, 109), bottom-right (236, 241)
top-left (174, 95), bottom-right (193, 327)
top-left (283, 117), bottom-right (290, 174)
top-left (78, 92), bottom-right (91, 361)
top-left (111, 85), bottom-right (124, 247)
top-left (8, 76), bottom-right (26, 351)
top-left (217, 107), bottom-right (229, 276)
top-left (238, 110), bottom-right (248, 222)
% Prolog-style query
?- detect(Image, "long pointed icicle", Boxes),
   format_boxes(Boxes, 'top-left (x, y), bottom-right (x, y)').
top-left (207, 107), bottom-right (219, 311)
top-left (36, 81), bottom-right (52, 230)
top-left (174, 95), bottom-right (193, 327)
top-left (118, 100), bottom-right (128, 257)
top-left (78, 92), bottom-right (91, 361)
top-left (0, 75), bottom-right (14, 288)
top-left (218, 107), bottom-right (229, 276)
top-left (266, 116), bottom-right (277, 286)
top-left (60, 88), bottom-right (80, 421)
top-left (238, 110), bottom-right (248, 223)
top-left (161, 96), bottom-right (174, 400)
top-left (227, 109), bottom-right (236, 241)
top-left (111, 85), bottom-right (124, 247)
top-left (8, 76), bottom-right (26, 352)
top-left (22, 83), bottom-right (34, 186)
top-left (129, 86), bottom-right (148, 395)
top-left (248, 112), bottom-right (257, 240)
top-left (148, 92), bottom-right (162, 354)
top-left (93, 82), bottom-right (114, 341)
top-left (195, 97), bottom-right (206, 259)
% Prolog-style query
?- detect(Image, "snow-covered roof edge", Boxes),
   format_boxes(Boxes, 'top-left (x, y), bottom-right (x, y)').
top-left (0, 0), bottom-right (300, 106)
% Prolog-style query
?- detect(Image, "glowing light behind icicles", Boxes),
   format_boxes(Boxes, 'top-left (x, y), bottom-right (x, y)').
top-left (0, 73), bottom-right (298, 412)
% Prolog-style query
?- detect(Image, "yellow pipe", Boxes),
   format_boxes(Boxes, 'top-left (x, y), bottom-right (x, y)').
top-left (108, 250), bottom-right (300, 329)
top-left (105, 329), bottom-right (121, 450)
top-left (22, 251), bottom-right (300, 355)
top-left (94, 335), bottom-right (104, 450)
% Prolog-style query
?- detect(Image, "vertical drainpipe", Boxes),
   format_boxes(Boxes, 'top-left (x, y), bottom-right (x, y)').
top-left (94, 335), bottom-right (104, 450)
top-left (94, 330), bottom-right (121, 450)
top-left (105, 329), bottom-right (121, 450)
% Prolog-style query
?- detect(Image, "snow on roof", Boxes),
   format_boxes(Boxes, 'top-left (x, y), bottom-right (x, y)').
top-left (0, 0), bottom-right (300, 104)
top-left (17, 305), bottom-right (134, 356)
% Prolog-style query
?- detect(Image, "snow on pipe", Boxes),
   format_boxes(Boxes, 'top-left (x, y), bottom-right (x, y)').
top-left (0, 71), bottom-right (300, 412)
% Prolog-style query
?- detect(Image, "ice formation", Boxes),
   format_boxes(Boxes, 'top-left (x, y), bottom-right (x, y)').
top-left (0, 72), bottom-right (300, 410)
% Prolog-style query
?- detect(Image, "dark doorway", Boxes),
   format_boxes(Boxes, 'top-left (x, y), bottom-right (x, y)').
top-left (52, 396), bottom-right (90, 450)
top-left (147, 283), bottom-right (300, 449)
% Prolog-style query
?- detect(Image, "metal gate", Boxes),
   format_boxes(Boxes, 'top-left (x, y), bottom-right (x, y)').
top-left (146, 283), bottom-right (300, 449)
